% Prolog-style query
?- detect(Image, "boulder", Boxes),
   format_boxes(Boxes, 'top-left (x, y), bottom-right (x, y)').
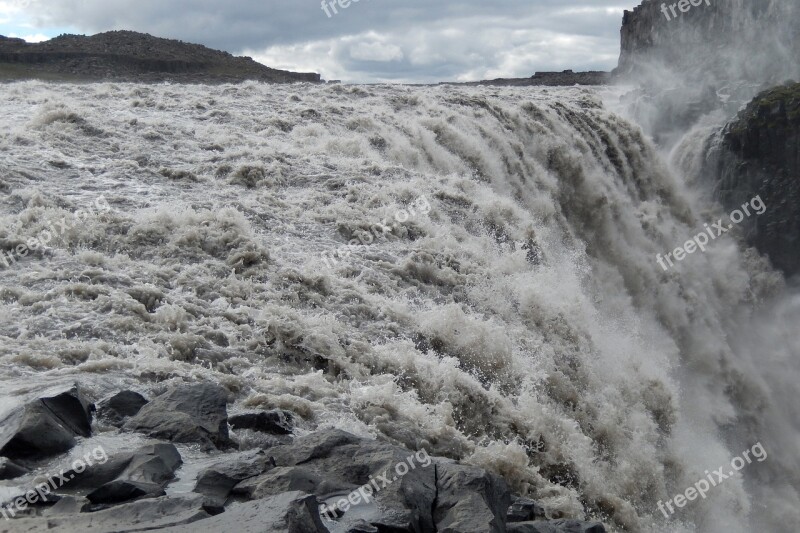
top-left (193, 450), bottom-right (275, 512)
top-left (96, 391), bottom-right (148, 427)
top-left (507, 520), bottom-right (606, 533)
top-left (64, 443), bottom-right (182, 506)
top-left (507, 495), bottom-right (547, 522)
top-left (87, 480), bottom-right (165, 505)
top-left (265, 429), bottom-right (438, 532)
top-left (0, 385), bottom-right (93, 460)
top-left (0, 494), bottom-right (208, 532)
top-left (0, 458), bottom-right (29, 479)
top-left (158, 491), bottom-right (327, 533)
top-left (433, 462), bottom-right (511, 533)
top-left (232, 466), bottom-right (325, 500)
top-left (123, 383), bottom-right (232, 450)
top-left (229, 410), bottom-right (294, 435)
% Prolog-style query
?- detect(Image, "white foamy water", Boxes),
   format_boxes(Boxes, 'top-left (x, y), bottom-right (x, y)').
top-left (0, 81), bottom-right (797, 532)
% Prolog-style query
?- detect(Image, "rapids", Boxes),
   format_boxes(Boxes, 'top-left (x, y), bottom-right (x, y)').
top-left (0, 81), bottom-right (796, 532)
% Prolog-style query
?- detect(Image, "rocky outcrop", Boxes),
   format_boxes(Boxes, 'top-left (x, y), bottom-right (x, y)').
top-left (701, 82), bottom-right (800, 276)
top-left (0, 382), bottom-right (608, 532)
top-left (0, 31), bottom-right (321, 83)
top-left (0, 385), bottom-right (94, 461)
top-left (124, 383), bottom-right (233, 450)
top-left (615, 0), bottom-right (799, 143)
top-left (616, 0), bottom-right (799, 84)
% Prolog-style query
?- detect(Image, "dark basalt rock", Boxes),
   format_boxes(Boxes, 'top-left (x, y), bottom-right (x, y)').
top-left (702, 82), bottom-right (800, 276)
top-left (63, 443), bottom-right (182, 507)
top-left (229, 409), bottom-right (294, 435)
top-left (123, 383), bottom-right (232, 450)
top-left (87, 480), bottom-right (166, 505)
top-left (162, 491), bottom-right (328, 533)
top-left (508, 495), bottom-right (547, 522)
top-left (193, 450), bottom-right (276, 512)
top-left (250, 429), bottom-right (437, 531)
top-left (232, 466), bottom-right (326, 500)
top-left (96, 390), bottom-right (148, 428)
top-left (433, 462), bottom-right (511, 533)
top-left (0, 458), bottom-right (29, 479)
top-left (0, 385), bottom-right (93, 461)
top-left (0, 494), bottom-right (209, 532)
top-left (507, 519), bottom-right (606, 533)
top-left (614, 1), bottom-right (799, 143)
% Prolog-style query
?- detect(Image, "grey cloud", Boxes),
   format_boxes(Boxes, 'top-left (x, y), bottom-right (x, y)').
top-left (22, 0), bottom-right (633, 82)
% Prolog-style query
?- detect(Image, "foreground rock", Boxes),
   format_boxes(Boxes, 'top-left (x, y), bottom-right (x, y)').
top-left (0, 31), bottom-right (321, 84)
top-left (96, 390), bottom-right (148, 428)
top-left (193, 450), bottom-right (276, 512)
top-left (124, 383), bottom-right (232, 450)
top-left (0, 457), bottom-right (29, 479)
top-left (0, 385), bottom-right (93, 461)
top-left (161, 491), bottom-right (327, 533)
top-left (507, 520), bottom-right (606, 533)
top-left (702, 82), bottom-right (800, 276)
top-left (0, 494), bottom-right (208, 533)
top-left (229, 410), bottom-right (294, 435)
top-left (434, 463), bottom-right (510, 533)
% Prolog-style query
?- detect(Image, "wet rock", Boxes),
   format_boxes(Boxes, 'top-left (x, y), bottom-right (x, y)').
top-left (233, 466), bottom-right (324, 500)
top-left (0, 494), bottom-right (208, 532)
top-left (0, 458), bottom-right (29, 479)
top-left (703, 82), bottom-right (800, 275)
top-left (229, 410), bottom-right (294, 435)
top-left (433, 462), bottom-right (511, 533)
top-left (162, 491), bottom-right (327, 533)
top-left (267, 429), bottom-right (437, 532)
top-left (96, 390), bottom-right (148, 427)
top-left (123, 383), bottom-right (232, 450)
top-left (507, 495), bottom-right (547, 522)
top-left (507, 520), bottom-right (606, 533)
top-left (193, 450), bottom-right (276, 512)
top-left (0, 385), bottom-right (93, 460)
top-left (87, 480), bottom-right (165, 505)
top-left (65, 443), bottom-right (182, 507)
top-left (43, 496), bottom-right (87, 516)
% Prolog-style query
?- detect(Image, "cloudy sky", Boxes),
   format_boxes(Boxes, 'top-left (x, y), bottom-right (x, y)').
top-left (0, 0), bottom-right (634, 83)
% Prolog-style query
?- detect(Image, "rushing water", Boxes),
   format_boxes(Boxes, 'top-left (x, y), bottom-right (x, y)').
top-left (0, 81), bottom-right (797, 532)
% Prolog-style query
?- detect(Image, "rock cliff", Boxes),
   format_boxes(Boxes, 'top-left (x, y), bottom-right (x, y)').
top-left (0, 31), bottom-right (321, 83)
top-left (702, 82), bottom-right (800, 276)
top-left (615, 0), bottom-right (799, 144)
top-left (616, 0), bottom-right (799, 85)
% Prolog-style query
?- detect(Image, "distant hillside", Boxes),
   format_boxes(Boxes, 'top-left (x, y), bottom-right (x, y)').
top-left (0, 30), bottom-right (321, 83)
top-left (443, 70), bottom-right (610, 87)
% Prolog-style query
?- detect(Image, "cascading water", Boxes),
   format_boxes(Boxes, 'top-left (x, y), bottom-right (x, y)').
top-left (0, 80), bottom-right (796, 532)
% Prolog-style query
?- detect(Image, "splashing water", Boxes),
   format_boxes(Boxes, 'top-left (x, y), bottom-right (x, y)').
top-left (0, 81), bottom-right (796, 532)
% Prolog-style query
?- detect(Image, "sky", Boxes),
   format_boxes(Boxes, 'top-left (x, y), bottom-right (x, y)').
top-left (0, 0), bottom-right (634, 83)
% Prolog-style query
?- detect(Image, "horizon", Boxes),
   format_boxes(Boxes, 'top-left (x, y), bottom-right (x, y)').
top-left (0, 0), bottom-right (631, 84)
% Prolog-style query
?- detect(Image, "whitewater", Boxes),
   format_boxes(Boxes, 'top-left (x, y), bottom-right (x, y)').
top-left (0, 81), bottom-right (797, 533)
